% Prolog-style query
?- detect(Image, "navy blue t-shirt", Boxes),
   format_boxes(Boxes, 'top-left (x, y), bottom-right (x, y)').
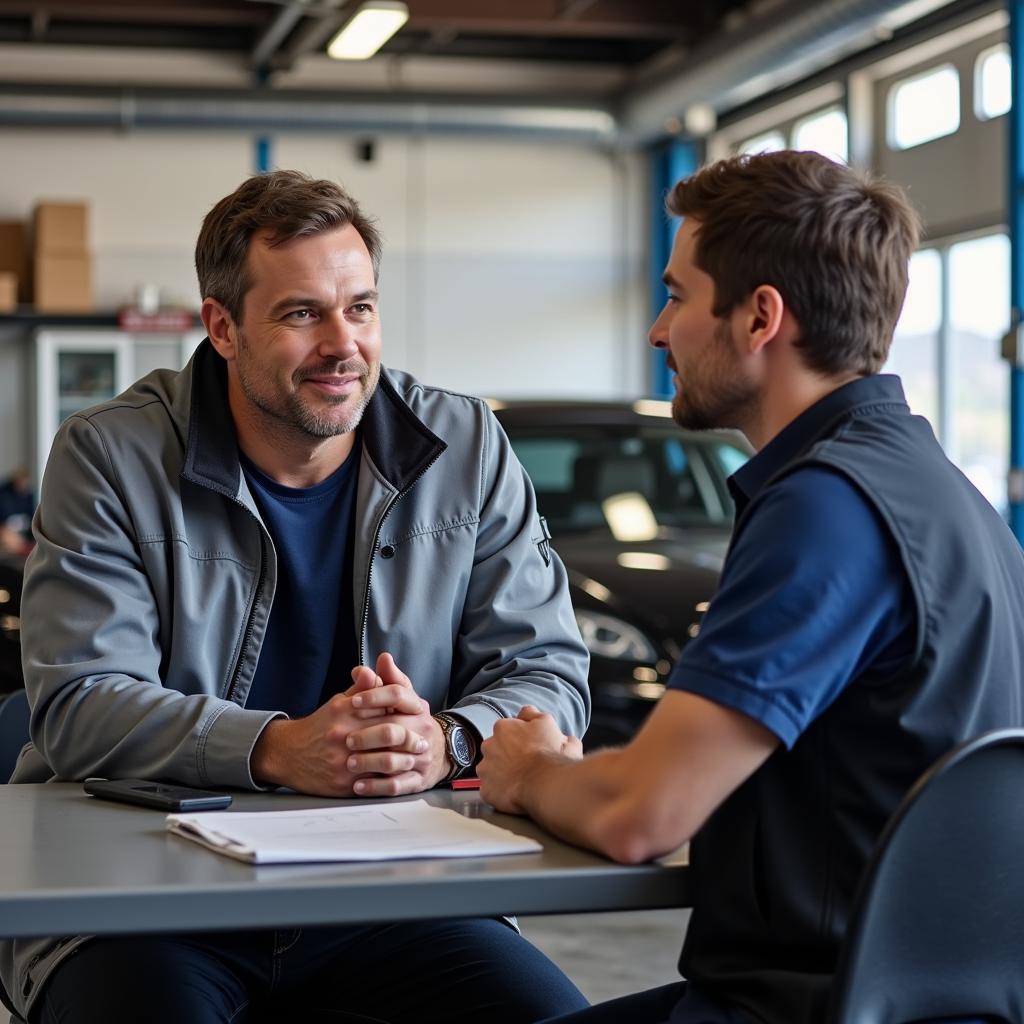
top-left (668, 460), bottom-right (915, 746)
top-left (241, 442), bottom-right (361, 718)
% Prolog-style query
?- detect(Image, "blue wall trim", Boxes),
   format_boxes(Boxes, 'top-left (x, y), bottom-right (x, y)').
top-left (1009, 2), bottom-right (1023, 540)
top-left (648, 140), bottom-right (698, 398)
top-left (255, 136), bottom-right (272, 174)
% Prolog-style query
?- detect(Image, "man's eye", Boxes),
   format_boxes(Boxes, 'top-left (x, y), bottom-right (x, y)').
top-left (351, 304), bottom-right (374, 315)
top-left (287, 309), bottom-right (314, 321)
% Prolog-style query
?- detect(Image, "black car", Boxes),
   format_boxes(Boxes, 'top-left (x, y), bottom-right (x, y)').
top-left (492, 399), bottom-right (751, 749)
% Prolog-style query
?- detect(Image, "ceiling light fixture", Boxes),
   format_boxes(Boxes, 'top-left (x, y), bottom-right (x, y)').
top-left (327, 1), bottom-right (409, 61)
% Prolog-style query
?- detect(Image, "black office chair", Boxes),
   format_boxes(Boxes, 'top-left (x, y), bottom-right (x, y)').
top-left (0, 688), bottom-right (28, 783)
top-left (828, 728), bottom-right (1024, 1024)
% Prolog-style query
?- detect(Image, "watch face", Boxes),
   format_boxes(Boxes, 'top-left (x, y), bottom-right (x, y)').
top-left (450, 726), bottom-right (473, 767)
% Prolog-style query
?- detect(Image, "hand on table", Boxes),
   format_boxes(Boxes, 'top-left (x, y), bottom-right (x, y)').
top-left (477, 705), bottom-right (582, 815)
top-left (250, 652), bottom-right (442, 797)
top-left (345, 653), bottom-right (449, 796)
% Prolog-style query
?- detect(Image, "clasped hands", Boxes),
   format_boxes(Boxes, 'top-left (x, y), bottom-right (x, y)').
top-left (251, 652), bottom-right (449, 797)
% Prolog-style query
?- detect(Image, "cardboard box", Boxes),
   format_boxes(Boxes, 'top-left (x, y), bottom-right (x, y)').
top-left (0, 221), bottom-right (28, 302)
top-left (0, 272), bottom-right (16, 313)
top-left (34, 202), bottom-right (88, 255)
top-left (34, 253), bottom-right (93, 312)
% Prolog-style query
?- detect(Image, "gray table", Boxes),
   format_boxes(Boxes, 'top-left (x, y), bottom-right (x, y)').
top-left (0, 784), bottom-right (690, 939)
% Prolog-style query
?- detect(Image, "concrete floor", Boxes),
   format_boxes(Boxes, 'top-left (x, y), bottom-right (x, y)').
top-left (520, 908), bottom-right (691, 1007)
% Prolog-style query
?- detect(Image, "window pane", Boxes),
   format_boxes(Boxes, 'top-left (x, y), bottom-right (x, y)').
top-left (885, 248), bottom-right (941, 429)
top-left (949, 233), bottom-right (1010, 511)
top-left (792, 106), bottom-right (849, 163)
top-left (976, 44), bottom-right (1011, 120)
top-left (888, 64), bottom-right (960, 149)
top-left (737, 130), bottom-right (785, 155)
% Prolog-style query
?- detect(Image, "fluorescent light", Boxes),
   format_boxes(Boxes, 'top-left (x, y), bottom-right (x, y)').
top-left (327, 1), bottom-right (408, 61)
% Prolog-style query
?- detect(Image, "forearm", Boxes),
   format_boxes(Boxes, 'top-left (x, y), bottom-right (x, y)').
top-left (31, 676), bottom-right (277, 787)
top-left (515, 747), bottom-right (669, 864)
top-left (450, 672), bottom-right (589, 742)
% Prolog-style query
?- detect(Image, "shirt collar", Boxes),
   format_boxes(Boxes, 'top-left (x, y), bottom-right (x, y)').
top-left (728, 374), bottom-right (908, 514)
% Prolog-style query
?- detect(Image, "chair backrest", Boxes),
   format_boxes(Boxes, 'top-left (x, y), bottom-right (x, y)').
top-left (0, 688), bottom-right (29, 783)
top-left (828, 728), bottom-right (1024, 1024)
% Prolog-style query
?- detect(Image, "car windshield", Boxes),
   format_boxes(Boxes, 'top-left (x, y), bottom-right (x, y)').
top-left (505, 425), bottom-right (749, 537)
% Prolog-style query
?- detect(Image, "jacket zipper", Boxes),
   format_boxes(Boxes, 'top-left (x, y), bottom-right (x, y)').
top-left (225, 509), bottom-right (268, 705)
top-left (358, 451), bottom-right (444, 665)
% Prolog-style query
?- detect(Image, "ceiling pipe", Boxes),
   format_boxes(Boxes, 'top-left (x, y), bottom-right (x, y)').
top-left (276, 0), bottom-right (351, 71)
top-left (250, 0), bottom-right (314, 71)
top-left (620, 0), bottom-right (958, 144)
top-left (0, 86), bottom-right (616, 142)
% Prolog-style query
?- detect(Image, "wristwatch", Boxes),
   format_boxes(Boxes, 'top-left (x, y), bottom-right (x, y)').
top-left (434, 712), bottom-right (479, 784)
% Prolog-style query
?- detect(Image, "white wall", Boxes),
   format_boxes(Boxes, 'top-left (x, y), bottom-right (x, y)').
top-left (0, 127), bottom-right (649, 479)
top-left (2, 128), bottom-right (647, 475)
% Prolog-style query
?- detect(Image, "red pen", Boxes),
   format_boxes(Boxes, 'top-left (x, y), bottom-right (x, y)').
top-left (451, 778), bottom-right (481, 790)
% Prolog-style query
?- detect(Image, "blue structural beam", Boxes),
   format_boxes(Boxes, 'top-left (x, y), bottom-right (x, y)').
top-left (255, 136), bottom-right (272, 174)
top-left (1009, 2), bottom-right (1024, 541)
top-left (648, 140), bottom-right (698, 398)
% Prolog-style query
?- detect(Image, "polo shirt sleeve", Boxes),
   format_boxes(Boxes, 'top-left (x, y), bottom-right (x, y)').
top-left (666, 465), bottom-right (914, 748)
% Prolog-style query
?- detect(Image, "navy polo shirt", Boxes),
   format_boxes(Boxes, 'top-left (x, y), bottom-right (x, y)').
top-left (667, 385), bottom-right (916, 745)
top-left (241, 441), bottom-right (361, 718)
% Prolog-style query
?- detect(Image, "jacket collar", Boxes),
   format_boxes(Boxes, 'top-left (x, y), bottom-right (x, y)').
top-left (728, 374), bottom-right (909, 517)
top-left (181, 339), bottom-right (445, 497)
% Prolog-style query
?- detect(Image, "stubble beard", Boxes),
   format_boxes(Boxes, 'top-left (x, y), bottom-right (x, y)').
top-left (236, 331), bottom-right (381, 440)
top-left (671, 319), bottom-right (758, 432)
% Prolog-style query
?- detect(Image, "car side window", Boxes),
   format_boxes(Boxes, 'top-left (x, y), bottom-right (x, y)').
top-left (508, 428), bottom-right (729, 535)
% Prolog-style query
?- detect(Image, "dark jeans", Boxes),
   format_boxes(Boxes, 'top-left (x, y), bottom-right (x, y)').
top-left (34, 919), bottom-right (588, 1024)
top-left (540, 982), bottom-right (746, 1024)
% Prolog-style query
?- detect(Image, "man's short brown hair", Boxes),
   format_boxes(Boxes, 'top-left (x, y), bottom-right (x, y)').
top-left (667, 151), bottom-right (921, 376)
top-left (195, 169), bottom-right (382, 323)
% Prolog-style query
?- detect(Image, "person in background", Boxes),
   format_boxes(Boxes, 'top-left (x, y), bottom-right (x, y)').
top-left (3, 170), bottom-right (590, 1024)
top-left (0, 466), bottom-right (33, 558)
top-left (478, 150), bottom-right (1024, 1024)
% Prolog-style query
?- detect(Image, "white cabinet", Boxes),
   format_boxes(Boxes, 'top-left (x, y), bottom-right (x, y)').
top-left (33, 328), bottom-right (205, 486)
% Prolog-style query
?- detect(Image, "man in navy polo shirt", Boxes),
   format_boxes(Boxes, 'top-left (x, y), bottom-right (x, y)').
top-left (478, 150), bottom-right (1024, 1024)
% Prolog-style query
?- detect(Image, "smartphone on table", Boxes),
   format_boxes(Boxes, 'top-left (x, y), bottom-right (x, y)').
top-left (83, 778), bottom-right (233, 811)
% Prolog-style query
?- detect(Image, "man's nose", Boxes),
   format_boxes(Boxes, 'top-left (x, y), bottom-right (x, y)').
top-left (648, 306), bottom-right (670, 350)
top-left (317, 311), bottom-right (360, 358)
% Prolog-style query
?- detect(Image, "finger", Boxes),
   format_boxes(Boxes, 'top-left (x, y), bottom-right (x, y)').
top-left (563, 736), bottom-right (584, 759)
top-left (375, 652), bottom-right (413, 689)
top-left (344, 665), bottom-right (381, 696)
top-left (352, 771), bottom-right (425, 798)
top-left (347, 723), bottom-right (428, 752)
top-left (353, 706), bottom-right (390, 720)
top-left (517, 705), bottom-right (544, 721)
top-left (347, 750), bottom-right (420, 775)
top-left (351, 683), bottom-right (423, 714)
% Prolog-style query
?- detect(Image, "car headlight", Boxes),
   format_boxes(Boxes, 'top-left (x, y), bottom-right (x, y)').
top-left (575, 610), bottom-right (657, 662)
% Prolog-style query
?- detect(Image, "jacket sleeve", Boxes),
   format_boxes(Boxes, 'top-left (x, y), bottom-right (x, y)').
top-left (446, 408), bottom-right (591, 740)
top-left (20, 414), bottom-right (278, 789)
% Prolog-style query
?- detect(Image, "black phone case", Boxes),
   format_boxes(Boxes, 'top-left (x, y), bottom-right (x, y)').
top-left (83, 779), bottom-right (233, 811)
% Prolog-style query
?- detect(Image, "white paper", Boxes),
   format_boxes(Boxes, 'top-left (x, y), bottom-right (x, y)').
top-left (166, 798), bottom-right (542, 864)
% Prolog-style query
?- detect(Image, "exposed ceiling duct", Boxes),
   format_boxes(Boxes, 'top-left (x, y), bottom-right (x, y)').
top-left (0, 86), bottom-right (616, 142)
top-left (620, 0), bottom-right (959, 144)
top-left (0, 0), bottom-right (972, 144)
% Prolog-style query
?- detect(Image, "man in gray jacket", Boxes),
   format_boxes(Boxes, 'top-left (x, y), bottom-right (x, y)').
top-left (3, 170), bottom-right (591, 1023)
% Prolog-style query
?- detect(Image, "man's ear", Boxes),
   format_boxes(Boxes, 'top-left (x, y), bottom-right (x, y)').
top-left (741, 285), bottom-right (787, 356)
top-left (201, 297), bottom-right (238, 361)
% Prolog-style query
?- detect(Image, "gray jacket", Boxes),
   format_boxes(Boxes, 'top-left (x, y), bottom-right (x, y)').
top-left (1, 342), bottom-right (589, 1018)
